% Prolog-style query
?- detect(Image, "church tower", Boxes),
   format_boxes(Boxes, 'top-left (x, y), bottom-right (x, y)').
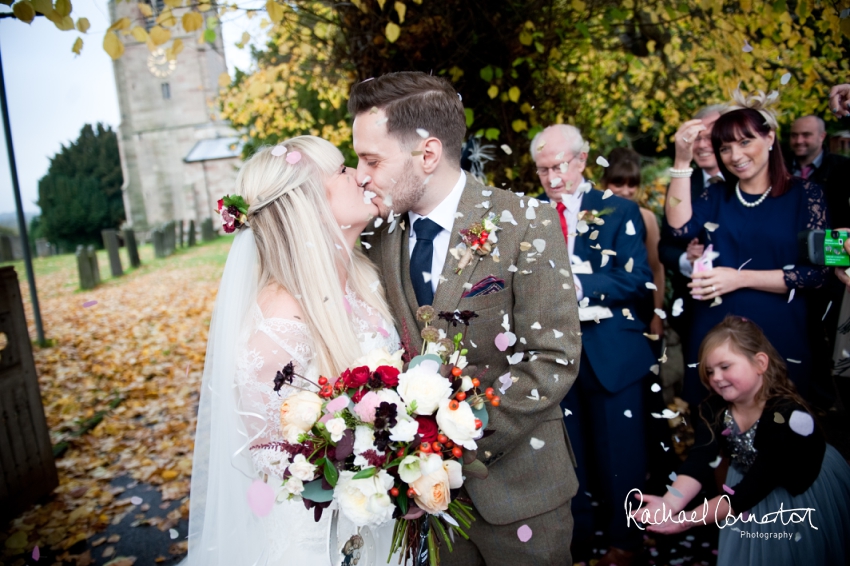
top-left (109, 1), bottom-right (238, 230)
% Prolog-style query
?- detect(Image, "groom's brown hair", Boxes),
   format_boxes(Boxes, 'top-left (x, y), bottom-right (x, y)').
top-left (348, 72), bottom-right (466, 164)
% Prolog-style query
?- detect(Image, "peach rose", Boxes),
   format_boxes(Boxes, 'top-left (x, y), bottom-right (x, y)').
top-left (410, 454), bottom-right (462, 514)
top-left (279, 391), bottom-right (323, 443)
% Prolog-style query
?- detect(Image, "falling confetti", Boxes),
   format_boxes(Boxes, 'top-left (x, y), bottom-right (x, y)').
top-left (789, 410), bottom-right (814, 436)
top-left (704, 222), bottom-right (719, 232)
top-left (774, 412), bottom-right (785, 424)
top-left (596, 156), bottom-right (610, 167)
top-left (285, 151), bottom-right (302, 164)
top-left (501, 144), bottom-right (513, 155)
top-left (650, 383), bottom-right (661, 393)
top-left (529, 437), bottom-right (545, 449)
top-left (363, 190), bottom-right (377, 204)
top-left (669, 471), bottom-right (678, 482)
top-left (130, 496), bottom-right (143, 505)
top-left (646, 282), bottom-right (658, 291)
top-left (602, 189), bottom-right (614, 199)
top-left (564, 408), bottom-right (573, 417)
top-left (742, 40), bottom-right (753, 53)
top-left (247, 479), bottom-right (276, 517)
top-left (169, 528), bottom-right (179, 540)
top-left (82, 300), bottom-right (98, 308)
top-left (625, 220), bottom-right (636, 235)
top-left (722, 484), bottom-right (735, 495)
top-left (709, 455), bottom-right (722, 468)
top-left (32, 546), bottom-right (40, 561)
top-left (517, 524), bottom-right (533, 542)
top-left (270, 145), bottom-right (287, 157)
top-left (623, 409), bottom-right (633, 418)
top-left (780, 73), bottom-right (792, 85)
top-left (666, 485), bottom-right (684, 498)
top-left (672, 298), bottom-right (684, 317)
top-left (788, 289), bottom-right (795, 303)
top-left (507, 352), bottom-right (523, 365)
top-left (654, 308), bottom-right (666, 320)
top-left (494, 332), bottom-right (517, 351)
top-left (527, 389), bottom-right (540, 401)
top-left (416, 128), bottom-right (429, 138)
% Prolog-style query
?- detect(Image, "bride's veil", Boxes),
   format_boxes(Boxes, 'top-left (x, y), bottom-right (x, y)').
top-left (187, 228), bottom-right (269, 566)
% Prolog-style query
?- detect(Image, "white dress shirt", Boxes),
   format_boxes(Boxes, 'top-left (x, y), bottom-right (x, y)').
top-left (558, 181), bottom-right (591, 301)
top-left (408, 171), bottom-right (466, 294)
top-left (678, 170), bottom-right (724, 277)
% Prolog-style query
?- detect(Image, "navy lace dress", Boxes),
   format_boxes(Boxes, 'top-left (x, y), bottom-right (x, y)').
top-left (669, 178), bottom-right (829, 404)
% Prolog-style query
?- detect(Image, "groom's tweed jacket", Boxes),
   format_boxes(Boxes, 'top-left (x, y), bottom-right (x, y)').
top-left (367, 175), bottom-right (581, 525)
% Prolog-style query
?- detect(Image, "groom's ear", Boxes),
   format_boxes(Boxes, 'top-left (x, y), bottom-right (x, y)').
top-left (420, 137), bottom-right (444, 174)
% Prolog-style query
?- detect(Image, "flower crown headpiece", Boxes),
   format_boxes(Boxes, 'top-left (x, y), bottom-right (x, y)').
top-left (724, 87), bottom-right (780, 131)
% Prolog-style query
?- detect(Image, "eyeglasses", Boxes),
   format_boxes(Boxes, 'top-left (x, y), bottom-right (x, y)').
top-left (535, 154), bottom-right (581, 177)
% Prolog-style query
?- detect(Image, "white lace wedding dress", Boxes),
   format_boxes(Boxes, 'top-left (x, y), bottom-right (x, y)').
top-left (235, 284), bottom-right (401, 566)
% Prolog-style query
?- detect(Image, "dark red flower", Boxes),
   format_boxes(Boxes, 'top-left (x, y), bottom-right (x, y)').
top-left (375, 366), bottom-right (400, 388)
top-left (415, 416), bottom-right (438, 444)
top-left (344, 366), bottom-right (370, 388)
top-left (351, 388), bottom-right (366, 403)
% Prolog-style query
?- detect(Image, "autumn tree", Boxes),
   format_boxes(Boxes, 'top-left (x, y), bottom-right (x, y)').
top-left (37, 123), bottom-right (125, 251)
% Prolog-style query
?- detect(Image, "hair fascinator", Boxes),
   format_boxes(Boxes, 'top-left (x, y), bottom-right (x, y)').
top-left (724, 87), bottom-right (780, 130)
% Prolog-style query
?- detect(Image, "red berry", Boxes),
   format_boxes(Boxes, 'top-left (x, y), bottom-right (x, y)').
top-left (456, 391), bottom-right (467, 401)
top-left (390, 487), bottom-right (399, 497)
top-left (437, 434), bottom-right (449, 445)
top-left (491, 396), bottom-right (501, 407)
top-left (397, 448), bottom-right (406, 458)
top-left (471, 378), bottom-right (480, 387)
top-left (432, 442), bottom-right (443, 452)
top-left (420, 442), bottom-right (432, 453)
top-left (407, 488), bottom-right (416, 497)
top-left (475, 419), bottom-right (483, 429)
top-left (485, 387), bottom-right (495, 399)
top-left (480, 231), bottom-right (489, 240)
top-left (445, 440), bottom-right (454, 448)
top-left (318, 376), bottom-right (328, 385)
top-left (452, 446), bottom-right (463, 458)
top-left (451, 367), bottom-right (463, 377)
top-left (449, 400), bottom-right (459, 411)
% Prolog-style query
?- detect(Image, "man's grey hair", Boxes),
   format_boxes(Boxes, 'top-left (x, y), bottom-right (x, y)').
top-left (694, 104), bottom-right (727, 120)
top-left (793, 114), bottom-right (826, 134)
top-left (530, 124), bottom-right (584, 160)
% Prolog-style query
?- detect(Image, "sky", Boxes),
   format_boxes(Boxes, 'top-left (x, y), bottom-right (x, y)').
top-left (0, 0), bottom-right (261, 216)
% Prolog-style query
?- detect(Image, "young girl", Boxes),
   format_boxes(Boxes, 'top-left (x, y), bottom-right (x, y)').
top-left (636, 315), bottom-right (850, 564)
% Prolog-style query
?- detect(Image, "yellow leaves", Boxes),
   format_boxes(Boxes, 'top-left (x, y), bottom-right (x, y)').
top-left (130, 26), bottom-right (148, 42)
top-left (103, 31), bottom-right (124, 59)
top-left (571, 0), bottom-right (585, 10)
top-left (156, 8), bottom-right (176, 27)
top-left (161, 470), bottom-right (179, 481)
top-left (376, 0), bottom-right (386, 8)
top-left (385, 21), bottom-right (401, 42)
top-left (519, 29), bottom-right (533, 46)
top-left (163, 0), bottom-right (181, 7)
top-left (76, 16), bottom-right (89, 32)
top-left (166, 38), bottom-right (183, 60)
top-left (266, 0), bottom-right (284, 24)
top-left (394, 0), bottom-right (406, 23)
top-left (108, 16), bottom-right (130, 32)
top-left (842, 18), bottom-right (850, 40)
top-left (137, 2), bottom-right (152, 16)
top-left (508, 86), bottom-right (520, 102)
top-left (511, 119), bottom-right (528, 132)
top-left (72, 36), bottom-right (83, 54)
top-left (55, 0), bottom-right (70, 17)
top-left (487, 84), bottom-right (499, 98)
top-left (12, 1), bottom-right (36, 24)
top-left (182, 11), bottom-right (203, 32)
top-left (218, 72), bottom-right (230, 87)
top-left (149, 25), bottom-right (171, 46)
top-left (4, 530), bottom-right (28, 551)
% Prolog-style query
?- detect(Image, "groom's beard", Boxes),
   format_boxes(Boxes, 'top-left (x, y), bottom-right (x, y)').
top-left (375, 159), bottom-right (425, 219)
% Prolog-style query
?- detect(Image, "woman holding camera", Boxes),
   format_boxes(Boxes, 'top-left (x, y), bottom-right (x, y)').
top-left (664, 90), bottom-right (829, 407)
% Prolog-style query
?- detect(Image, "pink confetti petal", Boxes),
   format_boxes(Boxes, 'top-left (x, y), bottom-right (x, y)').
top-left (498, 372), bottom-right (513, 393)
top-left (270, 145), bottom-right (287, 157)
top-left (319, 413), bottom-right (334, 424)
top-left (130, 496), bottom-right (143, 505)
top-left (721, 428), bottom-right (732, 436)
top-left (494, 333), bottom-right (510, 351)
top-left (402, 507), bottom-right (425, 520)
top-left (788, 410), bottom-right (814, 436)
top-left (376, 326), bottom-right (390, 338)
top-left (325, 394), bottom-right (350, 413)
top-left (722, 484), bottom-right (735, 495)
top-left (32, 546), bottom-right (40, 561)
top-left (247, 479), bottom-right (275, 517)
top-left (82, 300), bottom-right (98, 308)
top-left (517, 524), bottom-right (533, 542)
top-left (286, 151), bottom-right (302, 164)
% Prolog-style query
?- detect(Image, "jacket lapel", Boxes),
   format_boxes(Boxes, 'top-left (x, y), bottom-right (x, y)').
top-left (572, 188), bottom-right (602, 261)
top-left (430, 178), bottom-right (491, 316)
top-left (381, 218), bottom-right (418, 338)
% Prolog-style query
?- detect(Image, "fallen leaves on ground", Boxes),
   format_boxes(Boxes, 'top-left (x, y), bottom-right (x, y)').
top-left (1, 239), bottom-right (232, 563)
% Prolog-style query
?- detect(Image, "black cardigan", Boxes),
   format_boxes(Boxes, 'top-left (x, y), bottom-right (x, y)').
top-left (678, 395), bottom-right (826, 512)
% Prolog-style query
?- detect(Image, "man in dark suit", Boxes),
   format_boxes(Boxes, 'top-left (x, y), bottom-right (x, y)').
top-left (531, 124), bottom-right (656, 566)
top-left (789, 115), bottom-right (850, 409)
top-left (658, 105), bottom-right (725, 373)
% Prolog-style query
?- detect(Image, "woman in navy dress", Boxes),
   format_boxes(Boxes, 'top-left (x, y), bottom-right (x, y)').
top-left (664, 90), bottom-right (829, 407)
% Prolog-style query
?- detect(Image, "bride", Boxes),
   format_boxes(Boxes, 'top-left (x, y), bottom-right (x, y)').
top-left (185, 136), bottom-right (401, 565)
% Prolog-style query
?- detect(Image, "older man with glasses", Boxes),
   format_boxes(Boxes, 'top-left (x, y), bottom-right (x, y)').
top-left (531, 125), bottom-right (656, 566)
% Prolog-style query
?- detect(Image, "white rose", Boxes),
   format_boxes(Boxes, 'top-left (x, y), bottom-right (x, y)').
top-left (436, 398), bottom-right (478, 450)
top-left (389, 419), bottom-right (419, 442)
top-left (353, 425), bottom-right (377, 456)
top-left (334, 469), bottom-right (396, 527)
top-left (443, 459), bottom-right (463, 489)
top-left (354, 347), bottom-right (405, 372)
top-left (398, 455), bottom-right (422, 484)
top-left (283, 476), bottom-right (304, 496)
top-left (326, 417), bottom-right (348, 443)
top-left (287, 454), bottom-right (317, 482)
top-left (397, 365), bottom-right (453, 415)
top-left (279, 390), bottom-right (324, 443)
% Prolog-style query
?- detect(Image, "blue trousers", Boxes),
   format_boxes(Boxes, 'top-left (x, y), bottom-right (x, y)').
top-left (562, 350), bottom-right (647, 550)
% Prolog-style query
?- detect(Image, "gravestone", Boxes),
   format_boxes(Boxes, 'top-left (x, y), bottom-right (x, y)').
top-left (188, 220), bottom-right (196, 247)
top-left (201, 218), bottom-right (216, 242)
top-left (0, 235), bottom-right (13, 263)
top-left (87, 245), bottom-right (101, 285)
top-left (163, 221), bottom-right (176, 256)
top-left (153, 229), bottom-right (166, 259)
top-left (178, 221), bottom-right (184, 249)
top-left (101, 229), bottom-right (123, 278)
top-left (76, 245), bottom-right (95, 290)
top-left (0, 266), bottom-right (59, 523)
top-left (124, 229), bottom-right (141, 268)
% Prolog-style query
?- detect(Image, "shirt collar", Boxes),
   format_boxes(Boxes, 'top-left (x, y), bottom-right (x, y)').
top-left (561, 178), bottom-right (587, 212)
top-left (408, 170), bottom-right (466, 234)
top-left (702, 169), bottom-right (724, 184)
top-left (812, 150), bottom-right (824, 169)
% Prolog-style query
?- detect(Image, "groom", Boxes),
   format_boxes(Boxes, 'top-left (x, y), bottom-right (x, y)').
top-left (351, 72), bottom-right (581, 565)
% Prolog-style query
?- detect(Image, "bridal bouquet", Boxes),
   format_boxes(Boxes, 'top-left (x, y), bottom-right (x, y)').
top-left (256, 306), bottom-right (500, 565)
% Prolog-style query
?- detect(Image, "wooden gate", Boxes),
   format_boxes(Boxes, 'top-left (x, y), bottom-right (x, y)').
top-left (0, 266), bottom-right (57, 523)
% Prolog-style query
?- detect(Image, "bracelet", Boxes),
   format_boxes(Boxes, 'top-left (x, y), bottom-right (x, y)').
top-left (669, 167), bottom-right (694, 178)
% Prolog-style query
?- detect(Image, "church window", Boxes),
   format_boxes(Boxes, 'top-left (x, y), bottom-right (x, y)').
top-left (161, 83), bottom-right (171, 100)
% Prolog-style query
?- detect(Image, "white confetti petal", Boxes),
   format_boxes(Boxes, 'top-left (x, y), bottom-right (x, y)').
top-left (704, 222), bottom-right (719, 232)
top-left (508, 264), bottom-right (518, 272)
top-left (530, 321), bottom-right (542, 329)
top-left (527, 389), bottom-right (540, 401)
top-left (361, 241), bottom-right (371, 250)
top-left (532, 239), bottom-right (546, 252)
top-left (650, 383), bottom-right (661, 393)
top-left (709, 455), bottom-right (722, 468)
top-left (623, 409), bottom-right (632, 418)
top-left (742, 40), bottom-right (753, 53)
top-left (788, 289), bottom-right (795, 303)
top-left (672, 298), bottom-right (684, 317)
top-left (549, 177), bottom-right (562, 187)
top-left (169, 528), bottom-right (179, 540)
top-left (660, 442), bottom-right (669, 452)
top-left (625, 220), bottom-right (636, 235)
top-left (780, 72), bottom-right (791, 85)
top-left (579, 297), bottom-right (590, 308)
top-left (564, 408), bottom-right (573, 417)
top-left (553, 329), bottom-right (563, 338)
top-left (529, 437), bottom-right (545, 449)
top-left (602, 189), bottom-right (614, 200)
top-left (789, 410), bottom-right (814, 436)
top-left (596, 156), bottom-right (609, 167)
top-left (501, 144), bottom-right (513, 155)
top-left (625, 257), bottom-right (634, 273)
top-left (654, 308), bottom-right (667, 320)
top-left (650, 364), bottom-right (660, 375)
top-left (600, 255), bottom-right (609, 267)
top-left (576, 220), bottom-right (589, 234)
top-left (416, 128), bottom-right (429, 138)
top-left (526, 207), bottom-right (536, 220)
top-left (422, 272), bottom-right (432, 283)
top-left (507, 352), bottom-right (524, 365)
top-left (501, 210), bottom-right (516, 225)
top-left (646, 282), bottom-right (657, 290)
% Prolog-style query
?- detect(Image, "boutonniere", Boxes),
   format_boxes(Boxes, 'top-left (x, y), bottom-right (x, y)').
top-left (576, 207), bottom-right (614, 234)
top-left (451, 214), bottom-right (501, 273)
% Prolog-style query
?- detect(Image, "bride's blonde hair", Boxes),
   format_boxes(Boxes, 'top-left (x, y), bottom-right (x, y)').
top-left (234, 136), bottom-right (393, 377)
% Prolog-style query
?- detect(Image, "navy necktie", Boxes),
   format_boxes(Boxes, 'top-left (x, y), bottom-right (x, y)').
top-left (410, 217), bottom-right (442, 306)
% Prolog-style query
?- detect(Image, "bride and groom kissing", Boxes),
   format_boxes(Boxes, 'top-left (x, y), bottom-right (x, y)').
top-left (186, 71), bottom-right (582, 566)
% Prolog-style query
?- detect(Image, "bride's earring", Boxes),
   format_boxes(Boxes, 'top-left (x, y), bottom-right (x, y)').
top-left (769, 145), bottom-right (773, 151)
